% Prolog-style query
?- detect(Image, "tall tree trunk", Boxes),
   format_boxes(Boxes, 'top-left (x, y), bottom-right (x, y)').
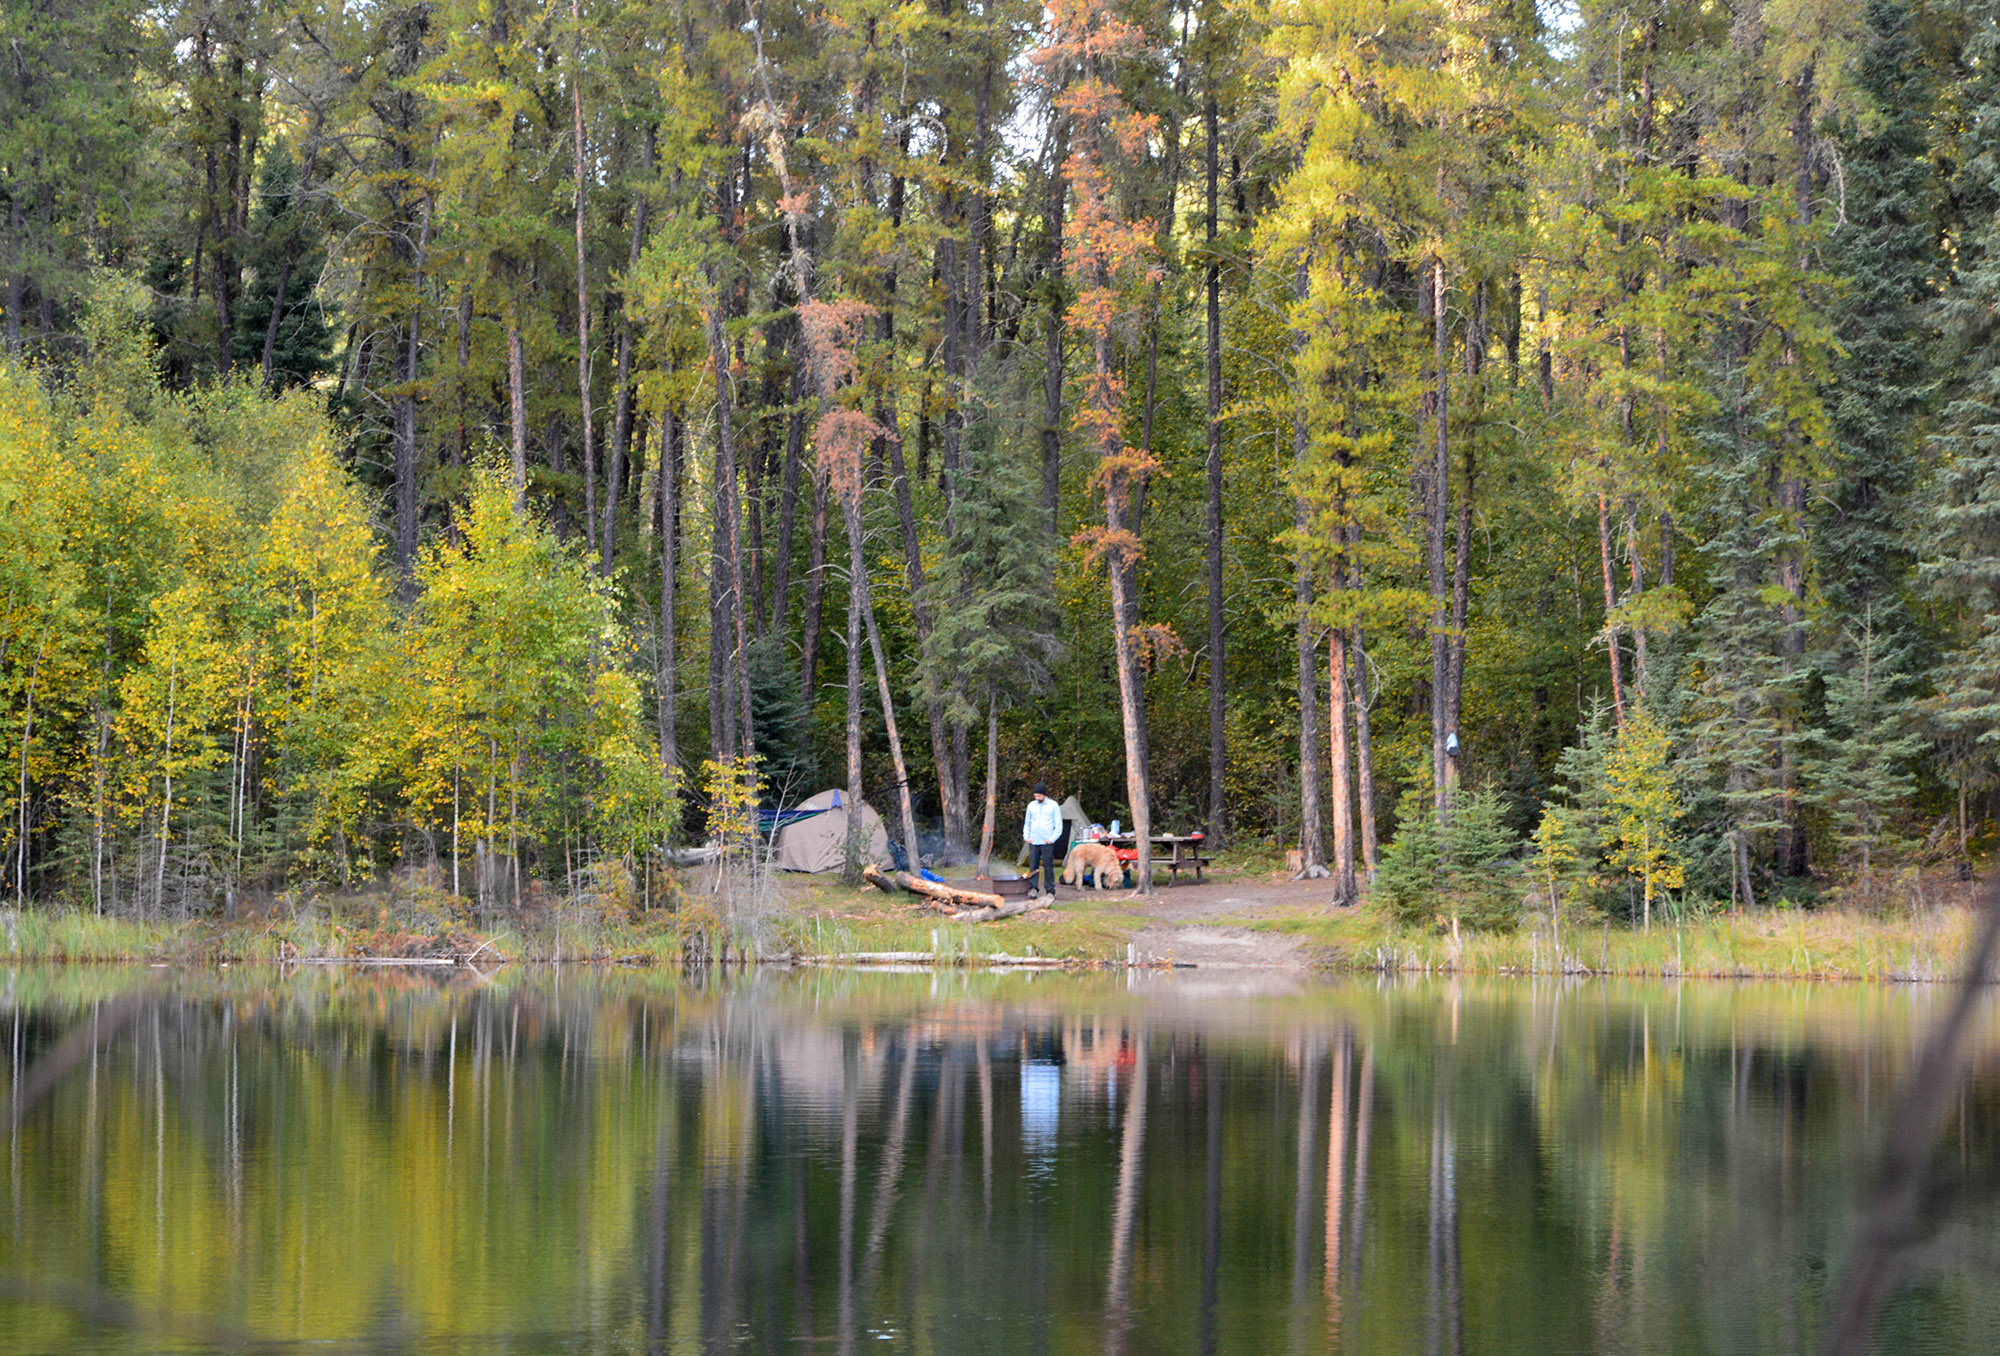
top-left (708, 373), bottom-right (737, 761)
top-left (977, 692), bottom-right (999, 878)
top-left (1204, 85), bottom-right (1227, 844)
top-left (571, 0), bottom-right (598, 561)
top-left (658, 414), bottom-right (681, 780)
top-left (507, 306), bottom-right (529, 511)
top-left (842, 516), bottom-right (866, 886)
top-left (851, 501), bottom-right (921, 871)
top-left (604, 127), bottom-right (655, 575)
top-left (1442, 287), bottom-right (1480, 783)
top-left (1624, 500), bottom-right (1648, 699)
top-left (706, 304), bottom-right (755, 760)
top-left (1597, 491), bottom-right (1626, 726)
top-left (772, 357), bottom-right (806, 630)
top-left (936, 226), bottom-right (975, 853)
top-left (1294, 488), bottom-right (1323, 874)
top-left (745, 404), bottom-right (768, 638)
top-left (1040, 123), bottom-right (1069, 540)
top-left (5, 192), bottom-right (24, 356)
top-left (1350, 629), bottom-right (1378, 878)
top-left (259, 255), bottom-right (295, 388)
top-left (885, 394), bottom-right (961, 861)
top-left (1427, 255), bottom-right (1451, 816)
top-left (1102, 329), bottom-right (1154, 894)
top-left (800, 464), bottom-right (830, 702)
top-left (259, 133), bottom-right (321, 389)
top-left (1328, 623), bottom-right (1356, 905)
top-left (450, 284), bottom-right (473, 470)
top-left (1294, 261), bottom-right (1323, 875)
top-left (393, 188), bottom-right (434, 595)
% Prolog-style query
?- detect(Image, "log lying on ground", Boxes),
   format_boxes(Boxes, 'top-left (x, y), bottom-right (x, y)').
top-left (896, 872), bottom-right (1004, 911)
top-left (863, 863), bottom-right (900, 893)
top-left (862, 863), bottom-right (1006, 912)
top-left (950, 898), bottom-right (1051, 923)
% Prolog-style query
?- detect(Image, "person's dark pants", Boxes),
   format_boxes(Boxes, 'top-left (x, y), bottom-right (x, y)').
top-left (1029, 842), bottom-right (1059, 896)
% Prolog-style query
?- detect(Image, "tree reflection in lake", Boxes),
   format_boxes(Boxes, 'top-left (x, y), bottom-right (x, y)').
top-left (2, 967), bottom-right (1999, 1354)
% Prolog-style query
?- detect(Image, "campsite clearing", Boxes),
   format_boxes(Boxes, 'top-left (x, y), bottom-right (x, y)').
top-left (776, 858), bottom-right (1341, 967)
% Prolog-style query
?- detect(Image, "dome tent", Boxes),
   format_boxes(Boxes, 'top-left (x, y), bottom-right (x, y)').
top-left (772, 789), bottom-right (890, 873)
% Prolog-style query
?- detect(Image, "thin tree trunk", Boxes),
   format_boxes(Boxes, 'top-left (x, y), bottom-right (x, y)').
top-left (15, 650), bottom-right (37, 907)
top-left (705, 304), bottom-right (755, 760)
top-left (1040, 124), bottom-right (1069, 540)
top-left (852, 503), bottom-right (921, 871)
top-left (885, 397), bottom-right (961, 860)
top-left (1329, 624), bottom-right (1356, 906)
top-left (452, 284), bottom-right (473, 470)
top-left (842, 523), bottom-right (865, 886)
top-left (604, 126), bottom-right (655, 575)
top-left (658, 414), bottom-right (680, 780)
top-left (1204, 84), bottom-right (1227, 845)
top-left (1597, 491), bottom-right (1626, 726)
top-left (772, 358), bottom-right (806, 629)
top-left (1427, 255), bottom-right (1451, 816)
top-left (1294, 485), bottom-right (1323, 876)
top-left (572, 0), bottom-right (598, 560)
top-left (259, 255), bottom-right (295, 388)
top-left (4, 193), bottom-right (23, 356)
top-left (508, 306), bottom-right (529, 510)
top-left (709, 416), bottom-right (736, 762)
top-left (1103, 329), bottom-right (1154, 894)
top-left (1292, 260), bottom-right (1323, 874)
top-left (1350, 629), bottom-right (1379, 878)
top-left (977, 692), bottom-right (999, 878)
top-left (393, 188), bottom-right (434, 593)
top-left (156, 656), bottom-right (177, 919)
top-left (800, 464), bottom-right (830, 701)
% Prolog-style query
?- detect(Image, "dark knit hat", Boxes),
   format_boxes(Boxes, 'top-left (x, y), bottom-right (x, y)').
top-left (1033, 781), bottom-right (1048, 795)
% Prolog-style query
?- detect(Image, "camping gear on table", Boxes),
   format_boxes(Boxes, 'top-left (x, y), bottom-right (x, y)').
top-left (771, 788), bottom-right (891, 872)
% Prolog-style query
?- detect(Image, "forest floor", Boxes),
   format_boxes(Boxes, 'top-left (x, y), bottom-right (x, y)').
top-left (2, 853), bottom-right (1989, 983)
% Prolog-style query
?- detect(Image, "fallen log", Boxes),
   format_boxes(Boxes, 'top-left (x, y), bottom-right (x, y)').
top-left (862, 863), bottom-right (1008, 913)
top-left (894, 871), bottom-right (1003, 911)
top-left (950, 897), bottom-right (1050, 923)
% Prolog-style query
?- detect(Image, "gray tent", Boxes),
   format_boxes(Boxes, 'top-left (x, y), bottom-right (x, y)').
top-left (1017, 794), bottom-right (1094, 867)
top-left (773, 789), bottom-right (890, 873)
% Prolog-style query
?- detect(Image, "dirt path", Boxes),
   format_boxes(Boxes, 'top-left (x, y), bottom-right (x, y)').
top-left (1029, 873), bottom-right (1343, 969)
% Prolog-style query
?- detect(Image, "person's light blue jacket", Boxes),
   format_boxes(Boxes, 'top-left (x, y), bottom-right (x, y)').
top-left (1023, 796), bottom-right (1064, 846)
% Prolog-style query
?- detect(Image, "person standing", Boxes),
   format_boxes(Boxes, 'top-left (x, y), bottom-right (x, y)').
top-left (1024, 783), bottom-right (1064, 899)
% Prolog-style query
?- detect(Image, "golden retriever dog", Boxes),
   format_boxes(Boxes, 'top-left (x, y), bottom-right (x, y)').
top-left (1062, 842), bottom-right (1123, 891)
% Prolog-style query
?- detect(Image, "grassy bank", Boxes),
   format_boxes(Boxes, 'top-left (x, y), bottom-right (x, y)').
top-left (1248, 903), bottom-right (1986, 983)
top-left (0, 867), bottom-right (1987, 984)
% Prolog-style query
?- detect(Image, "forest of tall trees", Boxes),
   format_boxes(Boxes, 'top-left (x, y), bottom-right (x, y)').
top-left (3, 0), bottom-right (1998, 920)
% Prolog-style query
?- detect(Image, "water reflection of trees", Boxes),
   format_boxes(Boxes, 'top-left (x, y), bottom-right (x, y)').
top-left (2, 970), bottom-right (1999, 1353)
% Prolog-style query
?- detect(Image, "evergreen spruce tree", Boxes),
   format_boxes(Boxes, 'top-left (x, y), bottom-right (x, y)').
top-left (1816, 0), bottom-right (1936, 622)
top-left (1684, 391), bottom-right (1811, 909)
top-left (1809, 607), bottom-right (1926, 896)
top-left (233, 146), bottom-right (337, 389)
top-left (918, 421), bottom-right (1062, 871)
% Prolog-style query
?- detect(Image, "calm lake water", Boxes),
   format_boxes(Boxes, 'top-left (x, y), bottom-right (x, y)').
top-left (2, 965), bottom-right (1998, 1354)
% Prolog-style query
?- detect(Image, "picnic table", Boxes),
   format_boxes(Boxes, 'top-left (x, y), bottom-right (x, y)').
top-left (1100, 832), bottom-right (1212, 885)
